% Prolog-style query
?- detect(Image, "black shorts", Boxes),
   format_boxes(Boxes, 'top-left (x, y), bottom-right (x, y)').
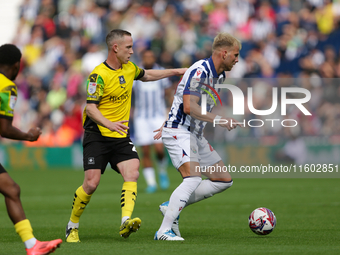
top-left (83, 132), bottom-right (139, 174)
top-left (0, 164), bottom-right (7, 174)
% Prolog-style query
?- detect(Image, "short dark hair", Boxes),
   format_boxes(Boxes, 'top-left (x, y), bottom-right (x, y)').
top-left (0, 44), bottom-right (22, 66)
top-left (106, 29), bottom-right (131, 48)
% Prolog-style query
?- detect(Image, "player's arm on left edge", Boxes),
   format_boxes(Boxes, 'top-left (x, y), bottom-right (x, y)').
top-left (140, 68), bottom-right (187, 82)
top-left (0, 118), bottom-right (41, 141)
top-left (183, 95), bottom-right (240, 131)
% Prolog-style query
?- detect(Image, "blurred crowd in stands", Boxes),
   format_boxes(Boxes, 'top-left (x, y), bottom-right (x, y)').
top-left (5, 0), bottom-right (340, 146)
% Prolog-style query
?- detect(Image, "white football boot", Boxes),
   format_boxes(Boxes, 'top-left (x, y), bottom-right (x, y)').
top-left (154, 229), bottom-right (184, 241)
top-left (159, 201), bottom-right (181, 237)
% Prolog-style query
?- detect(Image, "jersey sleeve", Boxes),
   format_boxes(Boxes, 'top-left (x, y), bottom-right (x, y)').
top-left (183, 67), bottom-right (207, 97)
top-left (131, 62), bottom-right (145, 80)
top-left (86, 73), bottom-right (105, 104)
top-left (0, 85), bottom-right (17, 120)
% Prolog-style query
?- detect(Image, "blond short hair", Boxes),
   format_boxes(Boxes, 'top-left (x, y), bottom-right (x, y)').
top-left (212, 33), bottom-right (242, 51)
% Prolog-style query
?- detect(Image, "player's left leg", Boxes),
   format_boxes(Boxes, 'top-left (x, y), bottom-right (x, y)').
top-left (186, 160), bottom-right (233, 206)
top-left (186, 138), bottom-right (233, 206)
top-left (0, 172), bottom-right (26, 224)
top-left (117, 158), bottom-right (142, 238)
top-left (159, 140), bottom-right (233, 236)
top-left (0, 170), bottom-right (62, 254)
top-left (154, 143), bottom-right (169, 190)
top-left (159, 161), bottom-right (232, 238)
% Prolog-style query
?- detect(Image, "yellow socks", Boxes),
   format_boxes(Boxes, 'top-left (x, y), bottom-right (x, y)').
top-left (69, 183), bottom-right (136, 226)
top-left (70, 186), bottom-right (92, 224)
top-left (121, 182), bottom-right (137, 221)
top-left (15, 219), bottom-right (34, 242)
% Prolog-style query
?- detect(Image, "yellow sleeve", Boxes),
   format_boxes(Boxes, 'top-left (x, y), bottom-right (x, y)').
top-left (131, 62), bottom-right (145, 80)
top-left (0, 85), bottom-right (17, 119)
top-left (86, 73), bottom-right (105, 104)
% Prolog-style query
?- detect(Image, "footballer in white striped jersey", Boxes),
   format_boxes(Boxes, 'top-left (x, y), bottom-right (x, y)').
top-left (155, 33), bottom-right (242, 241)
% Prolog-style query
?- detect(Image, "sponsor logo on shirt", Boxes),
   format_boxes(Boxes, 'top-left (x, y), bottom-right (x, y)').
top-left (110, 91), bottom-right (130, 103)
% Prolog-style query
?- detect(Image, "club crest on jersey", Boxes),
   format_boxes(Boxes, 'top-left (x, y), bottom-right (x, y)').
top-left (9, 96), bottom-right (17, 110)
top-left (88, 82), bottom-right (97, 94)
top-left (119, 75), bottom-right (126, 85)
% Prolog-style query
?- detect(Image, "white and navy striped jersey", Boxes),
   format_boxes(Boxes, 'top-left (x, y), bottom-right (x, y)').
top-left (164, 56), bottom-right (225, 137)
top-left (133, 64), bottom-right (171, 119)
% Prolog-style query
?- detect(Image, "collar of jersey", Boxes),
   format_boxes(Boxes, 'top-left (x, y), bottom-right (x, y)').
top-left (103, 61), bottom-right (121, 71)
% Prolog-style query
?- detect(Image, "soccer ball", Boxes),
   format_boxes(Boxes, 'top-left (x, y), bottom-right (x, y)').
top-left (248, 207), bottom-right (276, 235)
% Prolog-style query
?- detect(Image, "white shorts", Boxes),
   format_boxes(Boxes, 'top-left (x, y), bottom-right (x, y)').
top-left (162, 127), bottom-right (221, 169)
top-left (134, 117), bottom-right (164, 146)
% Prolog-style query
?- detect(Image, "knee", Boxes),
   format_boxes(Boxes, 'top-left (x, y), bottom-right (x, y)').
top-left (120, 159), bottom-right (140, 182)
top-left (6, 182), bottom-right (21, 199)
top-left (83, 179), bottom-right (99, 194)
top-left (127, 169), bottom-right (139, 182)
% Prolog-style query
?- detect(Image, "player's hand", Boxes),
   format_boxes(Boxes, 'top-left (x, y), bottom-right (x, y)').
top-left (153, 124), bottom-right (164, 140)
top-left (27, 127), bottom-right (42, 141)
top-left (108, 120), bottom-right (129, 135)
top-left (218, 118), bottom-right (242, 131)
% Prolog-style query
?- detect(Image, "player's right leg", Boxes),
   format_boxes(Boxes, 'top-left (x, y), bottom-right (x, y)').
top-left (66, 137), bottom-right (106, 242)
top-left (155, 162), bottom-right (201, 241)
top-left (0, 166), bottom-right (62, 254)
top-left (66, 169), bottom-right (100, 242)
top-left (155, 129), bottom-right (202, 240)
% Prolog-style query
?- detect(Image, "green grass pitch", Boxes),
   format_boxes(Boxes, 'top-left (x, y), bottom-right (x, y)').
top-left (0, 168), bottom-right (339, 255)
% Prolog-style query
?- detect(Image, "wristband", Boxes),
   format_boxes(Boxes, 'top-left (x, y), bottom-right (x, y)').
top-left (214, 115), bottom-right (222, 122)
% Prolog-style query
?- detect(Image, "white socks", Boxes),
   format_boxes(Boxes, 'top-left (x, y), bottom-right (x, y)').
top-left (143, 167), bottom-right (156, 187)
top-left (67, 220), bottom-right (79, 230)
top-left (187, 180), bottom-right (233, 206)
top-left (158, 176), bottom-right (202, 234)
top-left (121, 216), bottom-right (129, 225)
top-left (24, 237), bottom-right (37, 249)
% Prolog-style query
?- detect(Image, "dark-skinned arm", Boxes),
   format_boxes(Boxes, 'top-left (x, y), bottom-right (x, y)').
top-left (0, 118), bottom-right (41, 141)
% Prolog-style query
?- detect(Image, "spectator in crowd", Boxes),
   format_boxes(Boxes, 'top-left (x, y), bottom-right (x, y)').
top-left (4, 0), bottom-right (340, 145)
